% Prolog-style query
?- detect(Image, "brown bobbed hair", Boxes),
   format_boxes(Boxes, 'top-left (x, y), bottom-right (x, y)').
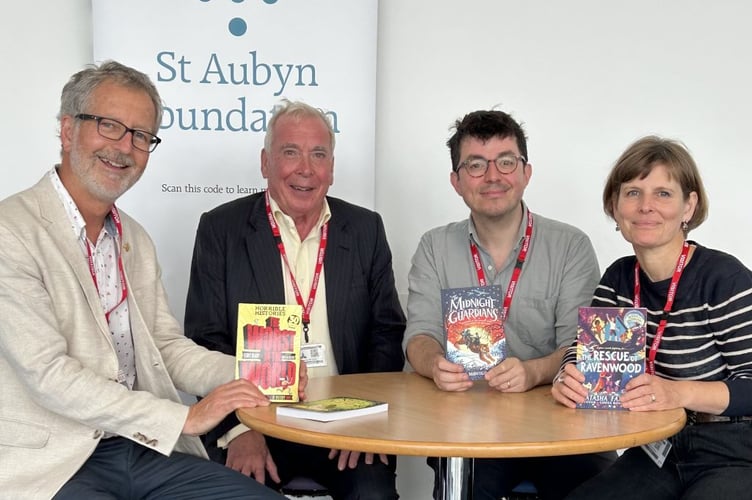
top-left (602, 135), bottom-right (708, 233)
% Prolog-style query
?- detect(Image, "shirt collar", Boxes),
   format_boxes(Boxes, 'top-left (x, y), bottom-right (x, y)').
top-left (468, 201), bottom-right (530, 251)
top-left (267, 193), bottom-right (331, 242)
top-left (49, 166), bottom-right (114, 243)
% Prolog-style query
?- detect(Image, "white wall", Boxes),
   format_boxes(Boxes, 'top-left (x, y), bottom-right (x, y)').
top-left (4, 1), bottom-right (752, 499)
top-left (377, 0), bottom-right (752, 300)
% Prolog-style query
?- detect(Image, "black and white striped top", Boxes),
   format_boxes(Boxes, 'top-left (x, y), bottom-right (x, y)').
top-left (561, 243), bottom-right (752, 416)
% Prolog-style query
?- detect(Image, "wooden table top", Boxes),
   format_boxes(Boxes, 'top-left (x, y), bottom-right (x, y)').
top-left (237, 371), bottom-right (686, 458)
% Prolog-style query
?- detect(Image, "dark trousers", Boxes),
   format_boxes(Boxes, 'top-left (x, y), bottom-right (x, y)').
top-left (53, 437), bottom-right (282, 500)
top-left (429, 451), bottom-right (616, 500)
top-left (566, 421), bottom-right (752, 500)
top-left (210, 436), bottom-right (398, 500)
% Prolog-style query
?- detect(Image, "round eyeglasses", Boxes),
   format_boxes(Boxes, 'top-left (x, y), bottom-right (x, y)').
top-left (457, 153), bottom-right (526, 177)
top-left (76, 114), bottom-right (162, 153)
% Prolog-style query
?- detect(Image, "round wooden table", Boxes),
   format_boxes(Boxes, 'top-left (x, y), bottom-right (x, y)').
top-left (237, 371), bottom-right (686, 499)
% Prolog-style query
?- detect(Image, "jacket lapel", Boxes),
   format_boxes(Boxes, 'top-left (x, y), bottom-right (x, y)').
top-left (324, 203), bottom-right (352, 371)
top-left (35, 177), bottom-right (112, 339)
top-left (245, 196), bottom-right (285, 301)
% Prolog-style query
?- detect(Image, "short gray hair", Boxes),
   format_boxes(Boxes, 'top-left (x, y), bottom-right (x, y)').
top-left (264, 99), bottom-right (335, 152)
top-left (58, 60), bottom-right (163, 131)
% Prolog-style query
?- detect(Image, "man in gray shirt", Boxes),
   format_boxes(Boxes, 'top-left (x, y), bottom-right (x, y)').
top-left (404, 109), bottom-right (615, 500)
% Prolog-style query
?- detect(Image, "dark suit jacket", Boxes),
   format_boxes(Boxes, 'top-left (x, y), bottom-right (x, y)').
top-left (185, 192), bottom-right (406, 453)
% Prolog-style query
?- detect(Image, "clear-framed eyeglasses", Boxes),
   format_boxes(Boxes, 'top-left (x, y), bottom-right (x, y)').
top-left (457, 153), bottom-right (526, 177)
top-left (76, 114), bottom-right (162, 153)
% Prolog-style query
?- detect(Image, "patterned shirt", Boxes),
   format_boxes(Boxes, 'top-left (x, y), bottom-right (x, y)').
top-left (49, 167), bottom-right (136, 389)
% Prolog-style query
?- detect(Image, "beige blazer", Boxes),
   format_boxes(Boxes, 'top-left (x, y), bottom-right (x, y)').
top-left (0, 174), bottom-right (235, 499)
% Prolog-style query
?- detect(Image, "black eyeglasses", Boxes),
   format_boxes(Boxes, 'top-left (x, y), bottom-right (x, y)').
top-left (76, 114), bottom-right (162, 153)
top-left (457, 153), bottom-right (526, 177)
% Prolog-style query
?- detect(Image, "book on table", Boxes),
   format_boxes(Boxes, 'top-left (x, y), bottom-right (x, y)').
top-left (575, 306), bottom-right (647, 410)
top-left (276, 396), bottom-right (388, 422)
top-left (236, 303), bottom-right (302, 402)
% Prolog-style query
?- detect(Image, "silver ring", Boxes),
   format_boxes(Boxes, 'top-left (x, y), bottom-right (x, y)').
top-left (556, 375), bottom-right (566, 384)
top-left (650, 393), bottom-right (656, 403)
top-left (507, 380), bottom-right (511, 389)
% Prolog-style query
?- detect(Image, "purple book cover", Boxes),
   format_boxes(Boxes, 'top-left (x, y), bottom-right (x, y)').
top-left (576, 306), bottom-right (647, 410)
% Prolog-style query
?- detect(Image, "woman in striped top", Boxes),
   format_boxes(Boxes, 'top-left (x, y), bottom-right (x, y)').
top-left (553, 136), bottom-right (752, 500)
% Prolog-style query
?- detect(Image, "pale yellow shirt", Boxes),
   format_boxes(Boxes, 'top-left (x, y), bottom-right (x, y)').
top-left (270, 195), bottom-right (337, 379)
top-left (219, 194), bottom-right (337, 448)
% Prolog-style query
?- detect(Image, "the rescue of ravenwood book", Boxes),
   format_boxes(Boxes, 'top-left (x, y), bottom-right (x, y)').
top-left (576, 306), bottom-right (647, 410)
top-left (236, 303), bottom-right (302, 402)
top-left (442, 285), bottom-right (506, 380)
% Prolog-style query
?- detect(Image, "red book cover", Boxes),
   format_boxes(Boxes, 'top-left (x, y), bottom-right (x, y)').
top-left (442, 286), bottom-right (506, 380)
top-left (236, 303), bottom-right (302, 402)
top-left (576, 306), bottom-right (647, 410)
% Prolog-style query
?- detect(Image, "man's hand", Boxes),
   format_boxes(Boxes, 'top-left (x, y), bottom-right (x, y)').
top-left (485, 357), bottom-right (533, 392)
top-left (226, 430), bottom-right (280, 484)
top-left (327, 449), bottom-right (388, 471)
top-left (183, 379), bottom-right (269, 436)
top-left (407, 335), bottom-right (472, 391)
top-left (432, 356), bottom-right (473, 392)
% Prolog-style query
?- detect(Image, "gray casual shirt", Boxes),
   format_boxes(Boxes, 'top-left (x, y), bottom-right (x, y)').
top-left (405, 204), bottom-right (600, 363)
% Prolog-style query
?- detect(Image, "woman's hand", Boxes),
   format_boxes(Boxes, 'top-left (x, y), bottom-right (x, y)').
top-left (551, 363), bottom-right (589, 408)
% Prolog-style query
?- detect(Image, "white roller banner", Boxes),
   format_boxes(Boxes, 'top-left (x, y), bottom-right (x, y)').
top-left (92, 0), bottom-right (377, 319)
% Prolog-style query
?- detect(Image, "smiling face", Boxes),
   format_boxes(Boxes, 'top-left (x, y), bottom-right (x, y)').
top-left (261, 114), bottom-right (334, 236)
top-left (450, 135), bottom-right (531, 224)
top-left (59, 80), bottom-right (156, 213)
top-left (613, 164), bottom-right (697, 252)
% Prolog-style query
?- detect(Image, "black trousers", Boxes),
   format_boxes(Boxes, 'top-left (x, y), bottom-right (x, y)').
top-left (54, 437), bottom-right (282, 500)
top-left (429, 451), bottom-right (616, 500)
top-left (210, 436), bottom-right (398, 500)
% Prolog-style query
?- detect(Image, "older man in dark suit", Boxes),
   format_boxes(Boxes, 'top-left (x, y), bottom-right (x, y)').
top-left (185, 99), bottom-right (405, 500)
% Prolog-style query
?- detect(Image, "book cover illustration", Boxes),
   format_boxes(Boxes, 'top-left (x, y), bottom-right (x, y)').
top-left (576, 306), bottom-right (647, 410)
top-left (442, 285), bottom-right (506, 380)
top-left (276, 396), bottom-right (388, 422)
top-left (236, 303), bottom-right (302, 402)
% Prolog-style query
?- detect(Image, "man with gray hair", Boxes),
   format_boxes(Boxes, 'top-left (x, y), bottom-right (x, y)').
top-left (186, 99), bottom-right (405, 499)
top-left (0, 60), bottom-right (283, 499)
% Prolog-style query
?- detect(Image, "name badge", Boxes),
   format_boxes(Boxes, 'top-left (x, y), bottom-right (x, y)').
top-left (301, 343), bottom-right (327, 368)
top-left (641, 439), bottom-right (671, 468)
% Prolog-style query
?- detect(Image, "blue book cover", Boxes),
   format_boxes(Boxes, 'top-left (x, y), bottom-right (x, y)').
top-left (442, 286), bottom-right (507, 380)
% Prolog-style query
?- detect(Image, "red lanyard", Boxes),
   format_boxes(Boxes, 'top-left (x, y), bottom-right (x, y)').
top-left (86, 206), bottom-right (128, 323)
top-left (265, 192), bottom-right (328, 343)
top-left (634, 241), bottom-right (690, 374)
top-left (469, 210), bottom-right (533, 326)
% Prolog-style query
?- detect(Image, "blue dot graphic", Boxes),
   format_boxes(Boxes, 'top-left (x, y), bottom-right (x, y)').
top-left (229, 17), bottom-right (247, 36)
top-left (199, 0), bottom-right (281, 37)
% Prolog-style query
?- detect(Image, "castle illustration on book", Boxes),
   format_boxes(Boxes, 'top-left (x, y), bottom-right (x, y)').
top-left (576, 306), bottom-right (647, 410)
top-left (236, 303), bottom-right (302, 402)
top-left (442, 286), bottom-right (506, 380)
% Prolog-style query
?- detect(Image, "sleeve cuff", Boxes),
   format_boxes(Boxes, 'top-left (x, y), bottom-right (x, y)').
top-left (216, 423), bottom-right (252, 449)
